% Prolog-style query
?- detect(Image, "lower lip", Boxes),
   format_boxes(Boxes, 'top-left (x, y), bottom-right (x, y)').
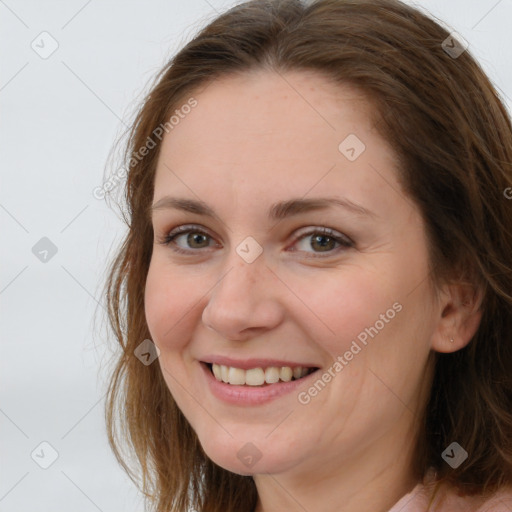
top-left (200, 362), bottom-right (320, 406)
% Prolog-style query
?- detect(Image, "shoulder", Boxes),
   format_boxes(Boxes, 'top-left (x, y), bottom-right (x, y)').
top-left (432, 485), bottom-right (512, 512)
top-left (388, 470), bottom-right (512, 512)
top-left (466, 487), bottom-right (512, 512)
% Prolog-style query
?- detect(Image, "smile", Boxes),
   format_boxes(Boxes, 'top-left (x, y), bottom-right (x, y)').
top-left (207, 363), bottom-right (318, 386)
top-left (200, 358), bottom-right (321, 405)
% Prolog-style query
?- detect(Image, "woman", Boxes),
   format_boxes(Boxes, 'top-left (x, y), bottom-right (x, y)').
top-left (102, 0), bottom-right (512, 510)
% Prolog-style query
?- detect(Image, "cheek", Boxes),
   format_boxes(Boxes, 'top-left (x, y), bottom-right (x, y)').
top-left (144, 259), bottom-right (199, 351)
top-left (289, 267), bottom-right (392, 355)
top-left (144, 261), bottom-right (198, 403)
top-left (303, 273), bottom-right (430, 414)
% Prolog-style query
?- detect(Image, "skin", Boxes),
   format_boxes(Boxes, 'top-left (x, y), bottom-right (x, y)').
top-left (144, 69), bottom-right (483, 512)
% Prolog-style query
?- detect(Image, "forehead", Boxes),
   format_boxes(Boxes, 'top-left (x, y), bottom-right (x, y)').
top-left (160, 70), bottom-right (374, 158)
top-left (153, 70), bottom-right (400, 214)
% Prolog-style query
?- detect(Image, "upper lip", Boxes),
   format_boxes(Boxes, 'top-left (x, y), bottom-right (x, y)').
top-left (201, 356), bottom-right (320, 370)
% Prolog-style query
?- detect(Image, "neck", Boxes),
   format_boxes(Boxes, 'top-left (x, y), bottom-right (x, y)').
top-left (252, 415), bottom-right (421, 512)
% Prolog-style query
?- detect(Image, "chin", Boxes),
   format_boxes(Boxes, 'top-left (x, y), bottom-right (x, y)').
top-left (197, 430), bottom-right (302, 476)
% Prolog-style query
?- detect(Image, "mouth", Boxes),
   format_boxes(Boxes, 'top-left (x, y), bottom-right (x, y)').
top-left (203, 362), bottom-right (320, 387)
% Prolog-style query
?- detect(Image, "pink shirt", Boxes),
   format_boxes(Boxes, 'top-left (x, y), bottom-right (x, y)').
top-left (388, 469), bottom-right (512, 512)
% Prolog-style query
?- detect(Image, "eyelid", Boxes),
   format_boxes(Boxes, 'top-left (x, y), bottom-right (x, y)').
top-left (157, 223), bottom-right (354, 256)
top-left (292, 225), bottom-right (353, 246)
top-left (156, 224), bottom-right (217, 251)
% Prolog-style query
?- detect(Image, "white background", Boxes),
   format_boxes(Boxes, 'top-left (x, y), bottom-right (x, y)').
top-left (1, 1), bottom-right (511, 511)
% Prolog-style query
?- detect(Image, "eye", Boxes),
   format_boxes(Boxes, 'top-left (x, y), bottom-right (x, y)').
top-left (290, 227), bottom-right (353, 257)
top-left (156, 224), bottom-right (354, 257)
top-left (157, 225), bottom-right (216, 254)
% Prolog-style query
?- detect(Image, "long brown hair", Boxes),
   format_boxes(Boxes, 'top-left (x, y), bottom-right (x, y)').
top-left (101, 1), bottom-right (512, 511)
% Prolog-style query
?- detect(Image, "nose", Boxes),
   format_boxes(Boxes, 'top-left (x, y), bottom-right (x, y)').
top-left (201, 256), bottom-right (285, 341)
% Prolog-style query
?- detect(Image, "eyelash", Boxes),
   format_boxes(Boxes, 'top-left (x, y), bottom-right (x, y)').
top-left (156, 224), bottom-right (354, 258)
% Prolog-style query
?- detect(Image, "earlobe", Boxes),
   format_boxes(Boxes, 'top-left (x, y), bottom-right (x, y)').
top-left (430, 282), bottom-right (484, 354)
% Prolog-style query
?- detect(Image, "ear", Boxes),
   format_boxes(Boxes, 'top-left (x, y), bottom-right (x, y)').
top-left (430, 280), bottom-right (484, 354)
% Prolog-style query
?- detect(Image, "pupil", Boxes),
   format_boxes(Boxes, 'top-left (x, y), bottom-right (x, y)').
top-left (189, 233), bottom-right (208, 247)
top-left (313, 235), bottom-right (333, 251)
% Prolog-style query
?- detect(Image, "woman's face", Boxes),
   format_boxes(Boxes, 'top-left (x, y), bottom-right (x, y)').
top-left (145, 70), bottom-right (439, 478)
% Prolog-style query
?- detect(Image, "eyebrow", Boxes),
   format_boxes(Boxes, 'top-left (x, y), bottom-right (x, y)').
top-left (150, 196), bottom-right (377, 220)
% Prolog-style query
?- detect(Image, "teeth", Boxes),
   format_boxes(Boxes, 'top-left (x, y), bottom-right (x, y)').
top-left (280, 366), bottom-right (293, 382)
top-left (210, 364), bottom-right (314, 386)
top-left (221, 365), bottom-right (229, 382)
top-left (212, 364), bottom-right (222, 380)
top-left (264, 367), bottom-right (280, 384)
top-left (293, 367), bottom-right (303, 379)
top-left (245, 367), bottom-right (265, 386)
top-left (228, 366), bottom-right (246, 385)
